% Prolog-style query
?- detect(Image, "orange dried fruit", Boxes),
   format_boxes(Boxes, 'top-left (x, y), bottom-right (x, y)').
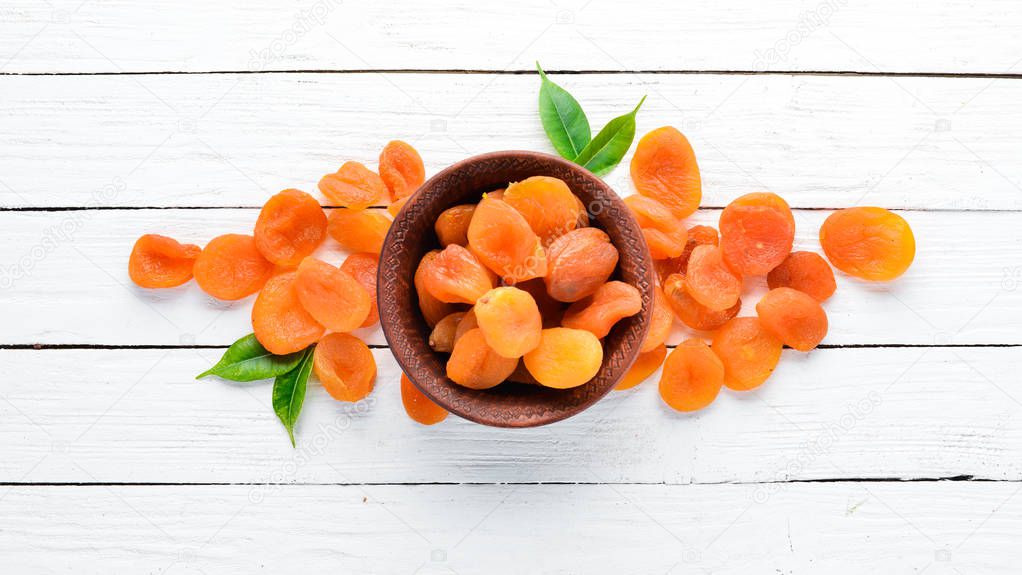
top-left (545, 227), bottom-right (619, 302)
top-left (434, 204), bottom-right (476, 247)
top-left (128, 234), bottom-right (200, 288)
top-left (327, 208), bottom-right (392, 254)
top-left (429, 312), bottom-right (466, 353)
top-left (659, 339), bottom-right (724, 412)
top-left (657, 225), bottom-right (719, 280)
top-left (685, 244), bottom-right (742, 311)
top-left (474, 287), bottom-right (543, 358)
top-left (446, 328), bottom-right (518, 389)
top-left (414, 250), bottom-right (458, 326)
top-left (339, 252), bottom-right (380, 327)
top-left (562, 281), bottom-right (642, 339)
top-left (252, 271), bottom-right (325, 355)
top-left (515, 278), bottom-right (565, 327)
top-left (615, 344), bottom-right (667, 391)
top-left (819, 206), bottom-right (915, 281)
top-left (467, 195), bottom-right (547, 284)
top-left (379, 140), bottom-right (425, 201)
top-left (313, 333), bottom-right (376, 402)
top-left (662, 273), bottom-right (740, 331)
top-left (194, 234), bottom-right (275, 300)
top-left (623, 195), bottom-right (688, 260)
top-left (318, 161), bottom-right (387, 209)
top-left (523, 327), bottom-right (603, 389)
top-left (712, 317), bottom-right (782, 391)
top-left (387, 194), bottom-right (411, 218)
top-left (454, 307), bottom-right (479, 342)
top-left (254, 189), bottom-right (328, 267)
top-left (401, 373), bottom-right (447, 425)
top-left (756, 287), bottom-right (829, 351)
top-left (503, 176), bottom-right (584, 245)
top-left (419, 244), bottom-right (495, 305)
top-left (642, 285), bottom-right (673, 353)
top-left (718, 192), bottom-right (795, 276)
top-left (767, 251), bottom-right (836, 302)
top-left (294, 258), bottom-right (371, 333)
top-left (631, 126), bottom-right (702, 219)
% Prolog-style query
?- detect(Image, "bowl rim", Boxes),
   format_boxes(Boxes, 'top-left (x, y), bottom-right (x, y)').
top-left (377, 150), bottom-right (654, 428)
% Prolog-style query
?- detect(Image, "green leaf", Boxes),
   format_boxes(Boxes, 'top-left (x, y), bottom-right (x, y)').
top-left (272, 346), bottom-right (314, 448)
top-left (537, 62), bottom-right (591, 160)
top-left (196, 333), bottom-right (305, 382)
top-left (573, 95), bottom-right (647, 177)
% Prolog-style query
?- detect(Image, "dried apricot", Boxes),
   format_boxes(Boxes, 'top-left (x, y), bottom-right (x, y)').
top-left (659, 339), bottom-right (724, 412)
top-left (523, 327), bottom-right (603, 389)
top-left (327, 208), bottom-right (392, 254)
top-left (379, 141), bottom-right (425, 201)
top-left (313, 333), bottom-right (376, 402)
top-left (254, 189), bottom-right (328, 267)
top-left (194, 234), bottom-right (275, 300)
top-left (545, 227), bottom-right (619, 302)
top-left (712, 317), bottom-right (782, 391)
top-left (454, 307), bottom-right (479, 342)
top-left (685, 244), bottom-right (741, 311)
top-left (429, 312), bottom-right (466, 353)
top-left (401, 373), bottom-right (447, 425)
top-left (294, 258), bottom-right (371, 333)
top-left (318, 162), bottom-right (387, 209)
top-left (467, 195), bottom-right (547, 284)
top-left (562, 281), bottom-right (642, 339)
top-left (339, 252), bottom-right (380, 327)
top-left (819, 207), bottom-right (915, 281)
top-left (615, 344), bottom-right (666, 390)
top-left (446, 328), bottom-right (518, 389)
top-left (642, 285), bottom-right (673, 353)
top-left (662, 273), bottom-right (740, 331)
top-left (414, 250), bottom-right (458, 326)
top-left (128, 234), bottom-right (200, 288)
top-left (434, 204), bottom-right (476, 247)
top-left (657, 225), bottom-right (719, 280)
top-left (767, 251), bottom-right (836, 302)
top-left (252, 271), bottom-right (325, 355)
top-left (718, 192), bottom-right (795, 276)
top-left (756, 287), bottom-right (829, 351)
top-left (474, 287), bottom-right (542, 358)
top-left (419, 244), bottom-right (495, 304)
top-left (503, 176), bottom-right (584, 245)
top-left (387, 194), bottom-right (411, 218)
top-left (624, 195), bottom-right (688, 259)
top-left (631, 126), bottom-right (702, 219)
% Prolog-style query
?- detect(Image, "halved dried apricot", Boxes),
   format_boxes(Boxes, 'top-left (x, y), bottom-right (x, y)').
top-left (414, 250), bottom-right (458, 326)
top-left (467, 195), bottom-right (547, 284)
top-left (419, 244), bottom-right (495, 305)
top-left (662, 273), bottom-right (740, 331)
top-left (756, 287), bottom-right (828, 351)
top-left (294, 258), bottom-right (370, 333)
top-left (659, 339), bottom-right (724, 412)
top-left (615, 344), bottom-right (667, 390)
top-left (712, 317), bottom-right (782, 391)
top-left (503, 176), bottom-right (584, 245)
top-left (254, 189), bottom-right (328, 267)
top-left (657, 225), bottom-right (719, 280)
top-left (387, 194), bottom-right (411, 218)
top-left (767, 251), bottom-right (836, 302)
top-left (545, 227), bottom-right (619, 302)
top-left (718, 192), bottom-right (795, 276)
top-left (446, 328), bottom-right (518, 389)
top-left (562, 281), bottom-right (642, 339)
top-left (327, 208), bottom-right (392, 254)
top-left (318, 162), bottom-right (387, 209)
top-left (252, 271), bottom-right (325, 355)
top-left (313, 333), bottom-right (376, 402)
top-left (474, 287), bottom-right (543, 358)
top-left (401, 373), bottom-right (447, 425)
top-left (339, 252), bottom-right (380, 327)
top-left (819, 207), bottom-right (915, 281)
top-left (128, 234), bottom-right (200, 288)
top-left (434, 204), bottom-right (476, 247)
top-left (379, 141), bottom-right (425, 201)
top-left (685, 244), bottom-right (741, 311)
top-left (523, 327), bottom-right (603, 389)
top-left (631, 126), bottom-right (702, 219)
top-left (624, 195), bottom-right (688, 259)
top-left (429, 312), bottom-right (466, 353)
top-left (194, 234), bottom-right (275, 300)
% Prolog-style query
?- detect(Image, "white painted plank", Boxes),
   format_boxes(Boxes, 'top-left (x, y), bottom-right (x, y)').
top-left (3, 0), bottom-right (1022, 74)
top-left (3, 347), bottom-right (1020, 484)
top-left (0, 209), bottom-right (1016, 346)
top-left (0, 73), bottom-right (1018, 210)
top-left (0, 482), bottom-right (1018, 573)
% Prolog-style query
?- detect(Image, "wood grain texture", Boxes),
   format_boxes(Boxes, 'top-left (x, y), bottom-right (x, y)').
top-left (0, 209), bottom-right (1015, 346)
top-left (2, 347), bottom-right (1020, 484)
top-left (0, 482), bottom-right (1019, 573)
top-left (3, 0), bottom-right (1022, 74)
top-left (0, 73), bottom-right (1019, 210)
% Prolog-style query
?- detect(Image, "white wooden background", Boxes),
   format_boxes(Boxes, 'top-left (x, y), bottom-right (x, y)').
top-left (2, 1), bottom-right (1021, 573)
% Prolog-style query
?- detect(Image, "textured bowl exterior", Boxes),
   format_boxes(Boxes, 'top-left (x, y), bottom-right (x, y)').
top-left (378, 151), bottom-right (653, 428)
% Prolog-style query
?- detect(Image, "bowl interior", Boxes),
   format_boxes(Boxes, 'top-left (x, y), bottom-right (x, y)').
top-left (378, 151), bottom-right (653, 427)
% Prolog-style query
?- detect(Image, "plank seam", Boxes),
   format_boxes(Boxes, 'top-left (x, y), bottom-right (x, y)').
top-left (2, 344), bottom-right (1018, 351)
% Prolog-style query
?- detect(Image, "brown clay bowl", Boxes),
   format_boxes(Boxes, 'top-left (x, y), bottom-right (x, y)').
top-left (378, 151), bottom-right (654, 428)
